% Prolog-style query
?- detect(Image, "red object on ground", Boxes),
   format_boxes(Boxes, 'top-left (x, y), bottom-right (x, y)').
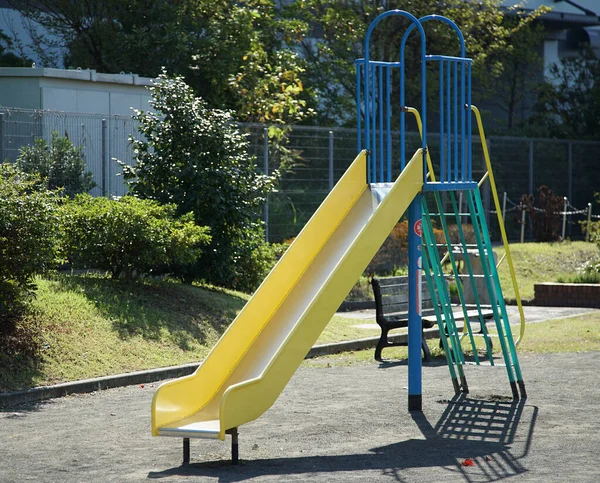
top-left (462, 458), bottom-right (475, 467)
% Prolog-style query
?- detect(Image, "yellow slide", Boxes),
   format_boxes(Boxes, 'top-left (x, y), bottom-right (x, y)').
top-left (151, 149), bottom-right (423, 441)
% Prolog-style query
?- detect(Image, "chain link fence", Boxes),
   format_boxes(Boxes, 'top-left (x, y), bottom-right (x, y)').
top-left (2, 107), bottom-right (599, 243)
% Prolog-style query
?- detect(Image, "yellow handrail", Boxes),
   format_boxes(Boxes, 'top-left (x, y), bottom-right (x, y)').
top-left (405, 107), bottom-right (437, 182)
top-left (471, 105), bottom-right (526, 346)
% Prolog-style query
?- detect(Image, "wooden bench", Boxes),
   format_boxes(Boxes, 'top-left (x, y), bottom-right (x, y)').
top-left (371, 276), bottom-right (437, 362)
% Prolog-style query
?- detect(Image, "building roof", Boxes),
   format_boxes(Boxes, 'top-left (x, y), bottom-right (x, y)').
top-left (0, 67), bottom-right (154, 86)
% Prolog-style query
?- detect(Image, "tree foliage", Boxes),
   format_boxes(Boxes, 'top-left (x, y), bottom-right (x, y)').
top-left (13, 0), bottom-right (312, 126)
top-left (528, 48), bottom-right (600, 140)
top-left (0, 164), bottom-right (60, 321)
top-left (121, 72), bottom-right (276, 291)
top-left (16, 131), bottom-right (95, 197)
top-left (479, 17), bottom-right (546, 130)
top-left (285, 0), bottom-right (547, 126)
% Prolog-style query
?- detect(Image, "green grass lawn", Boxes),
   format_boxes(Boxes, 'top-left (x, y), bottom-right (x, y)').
top-left (0, 274), bottom-right (249, 391)
top-left (495, 241), bottom-right (598, 301)
top-left (1, 240), bottom-right (598, 392)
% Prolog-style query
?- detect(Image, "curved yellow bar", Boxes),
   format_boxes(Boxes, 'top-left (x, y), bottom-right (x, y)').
top-left (471, 105), bottom-right (526, 345)
top-left (405, 107), bottom-right (437, 182)
top-left (152, 149), bottom-right (424, 439)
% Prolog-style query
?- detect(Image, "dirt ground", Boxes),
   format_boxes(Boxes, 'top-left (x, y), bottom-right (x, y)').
top-left (2, 350), bottom-right (600, 482)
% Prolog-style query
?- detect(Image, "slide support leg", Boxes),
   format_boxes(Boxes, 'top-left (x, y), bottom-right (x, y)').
top-left (182, 438), bottom-right (190, 466)
top-left (408, 195), bottom-right (423, 412)
top-left (226, 428), bottom-right (239, 464)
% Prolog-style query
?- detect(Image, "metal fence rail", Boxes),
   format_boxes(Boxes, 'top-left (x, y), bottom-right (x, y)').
top-left (2, 107), bottom-right (598, 242)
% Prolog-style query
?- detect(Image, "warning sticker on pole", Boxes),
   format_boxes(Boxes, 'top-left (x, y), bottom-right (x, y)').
top-left (414, 219), bottom-right (422, 237)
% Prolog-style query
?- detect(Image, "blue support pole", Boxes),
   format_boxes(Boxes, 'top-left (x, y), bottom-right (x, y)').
top-left (408, 194), bottom-right (423, 412)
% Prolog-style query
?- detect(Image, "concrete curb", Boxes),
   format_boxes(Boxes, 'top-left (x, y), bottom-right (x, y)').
top-left (0, 327), bottom-right (442, 408)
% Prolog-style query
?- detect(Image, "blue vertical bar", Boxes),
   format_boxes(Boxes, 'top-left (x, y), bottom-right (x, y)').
top-left (386, 66), bottom-right (392, 182)
top-left (420, 52), bottom-right (427, 182)
top-left (356, 60), bottom-right (362, 154)
top-left (378, 65), bottom-right (384, 182)
top-left (460, 60), bottom-right (466, 181)
top-left (440, 60), bottom-right (445, 183)
top-left (408, 195), bottom-right (423, 411)
top-left (446, 61), bottom-right (451, 182)
top-left (371, 63), bottom-right (377, 182)
top-left (453, 61), bottom-right (458, 182)
top-left (468, 62), bottom-right (472, 181)
top-left (400, 62), bottom-right (405, 171)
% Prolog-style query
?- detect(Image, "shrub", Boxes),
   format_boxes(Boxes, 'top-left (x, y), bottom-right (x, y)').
top-left (519, 185), bottom-right (564, 242)
top-left (121, 72), bottom-right (276, 291)
top-left (0, 164), bottom-right (61, 321)
top-left (60, 195), bottom-right (211, 280)
top-left (581, 193), bottom-right (600, 246)
top-left (17, 131), bottom-right (95, 197)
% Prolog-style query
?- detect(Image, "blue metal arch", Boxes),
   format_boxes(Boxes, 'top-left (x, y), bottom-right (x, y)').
top-left (362, 10), bottom-right (427, 183)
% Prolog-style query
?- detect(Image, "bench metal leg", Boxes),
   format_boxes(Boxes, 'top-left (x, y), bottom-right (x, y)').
top-left (226, 427), bottom-right (239, 464)
top-left (183, 437), bottom-right (190, 465)
top-left (374, 329), bottom-right (389, 361)
top-left (421, 336), bottom-right (431, 362)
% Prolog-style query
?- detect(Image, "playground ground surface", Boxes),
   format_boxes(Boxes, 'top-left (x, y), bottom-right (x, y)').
top-left (2, 307), bottom-right (600, 482)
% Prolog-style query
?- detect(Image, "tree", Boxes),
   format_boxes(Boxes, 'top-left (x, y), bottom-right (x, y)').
top-left (478, 18), bottom-right (546, 130)
top-left (16, 131), bottom-right (95, 197)
top-left (0, 30), bottom-right (32, 67)
top-left (12, 1), bottom-right (313, 126)
top-left (285, 0), bottom-right (548, 126)
top-left (121, 72), bottom-right (276, 291)
top-left (527, 48), bottom-right (600, 140)
top-left (10, 0), bottom-right (194, 75)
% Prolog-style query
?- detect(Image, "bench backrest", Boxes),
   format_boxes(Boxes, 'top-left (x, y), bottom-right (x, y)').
top-left (372, 276), bottom-right (434, 317)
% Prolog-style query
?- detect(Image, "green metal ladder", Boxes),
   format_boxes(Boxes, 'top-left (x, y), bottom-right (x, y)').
top-left (421, 187), bottom-right (527, 400)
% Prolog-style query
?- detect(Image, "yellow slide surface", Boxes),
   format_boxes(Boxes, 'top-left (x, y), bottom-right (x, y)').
top-left (151, 149), bottom-right (424, 440)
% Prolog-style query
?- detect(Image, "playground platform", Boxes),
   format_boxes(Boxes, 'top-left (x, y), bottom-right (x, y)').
top-left (2, 342), bottom-right (600, 482)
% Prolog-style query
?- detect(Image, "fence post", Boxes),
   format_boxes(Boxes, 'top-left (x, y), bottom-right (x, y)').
top-left (528, 140), bottom-right (534, 196)
top-left (0, 112), bottom-right (4, 162)
top-left (502, 192), bottom-right (507, 223)
top-left (568, 142), bottom-right (573, 237)
top-left (263, 127), bottom-right (269, 242)
top-left (561, 197), bottom-right (568, 241)
top-left (587, 203), bottom-right (592, 242)
top-left (101, 119), bottom-right (107, 197)
top-left (520, 204), bottom-right (526, 243)
top-left (328, 130), bottom-right (334, 191)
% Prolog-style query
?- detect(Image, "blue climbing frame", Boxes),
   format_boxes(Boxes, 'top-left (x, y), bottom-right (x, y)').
top-left (357, 10), bottom-right (478, 411)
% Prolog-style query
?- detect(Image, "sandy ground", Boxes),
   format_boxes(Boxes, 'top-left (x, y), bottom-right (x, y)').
top-left (2, 349), bottom-right (600, 482)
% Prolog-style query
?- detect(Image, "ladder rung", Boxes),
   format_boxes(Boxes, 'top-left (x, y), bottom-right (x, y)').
top-left (465, 362), bottom-right (507, 368)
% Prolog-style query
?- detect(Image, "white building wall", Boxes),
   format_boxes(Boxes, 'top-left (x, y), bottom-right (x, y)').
top-left (0, 67), bottom-right (153, 115)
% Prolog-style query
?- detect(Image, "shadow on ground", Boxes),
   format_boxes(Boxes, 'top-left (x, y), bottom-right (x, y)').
top-left (148, 396), bottom-right (537, 483)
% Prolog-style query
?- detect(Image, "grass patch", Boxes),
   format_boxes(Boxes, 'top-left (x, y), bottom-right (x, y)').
top-left (3, 240), bottom-right (599, 392)
top-left (317, 316), bottom-right (380, 344)
top-left (0, 273), bottom-right (248, 391)
top-left (495, 241), bottom-right (598, 300)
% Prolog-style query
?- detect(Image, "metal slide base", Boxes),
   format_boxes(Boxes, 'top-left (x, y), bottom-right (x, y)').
top-left (182, 428), bottom-right (239, 465)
